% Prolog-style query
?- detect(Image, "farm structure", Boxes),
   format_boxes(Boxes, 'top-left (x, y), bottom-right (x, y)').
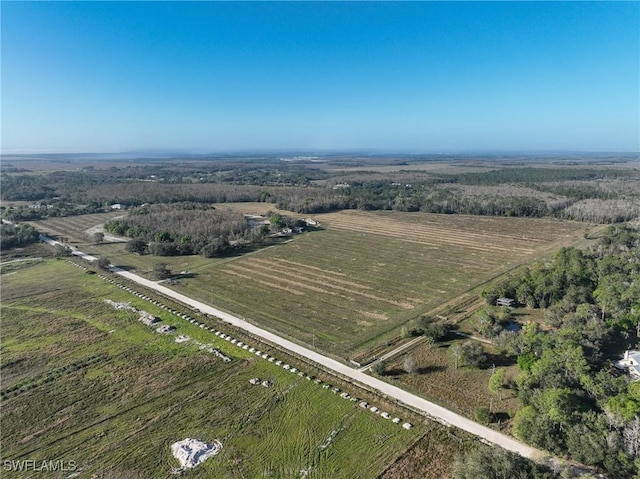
top-left (496, 297), bottom-right (515, 307)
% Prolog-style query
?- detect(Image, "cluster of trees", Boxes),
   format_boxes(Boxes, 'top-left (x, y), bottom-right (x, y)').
top-left (413, 315), bottom-right (450, 342)
top-left (471, 306), bottom-right (514, 340)
top-left (452, 446), bottom-right (560, 479)
top-left (560, 199), bottom-right (640, 223)
top-left (105, 203), bottom-right (258, 257)
top-left (449, 341), bottom-right (486, 369)
top-left (104, 203), bottom-right (314, 258)
top-left (481, 226), bottom-right (640, 478)
top-left (483, 227), bottom-right (639, 325)
top-left (0, 223), bottom-right (40, 249)
top-left (419, 189), bottom-right (556, 217)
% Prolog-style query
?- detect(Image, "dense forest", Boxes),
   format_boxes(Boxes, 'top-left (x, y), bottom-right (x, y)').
top-left (1, 158), bottom-right (638, 223)
top-left (478, 226), bottom-right (640, 478)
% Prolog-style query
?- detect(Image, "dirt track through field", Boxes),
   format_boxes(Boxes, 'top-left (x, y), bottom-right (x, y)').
top-left (112, 264), bottom-right (547, 463)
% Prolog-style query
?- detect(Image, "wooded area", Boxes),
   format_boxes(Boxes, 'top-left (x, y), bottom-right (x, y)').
top-left (105, 203), bottom-right (256, 257)
top-left (0, 223), bottom-right (39, 249)
top-left (2, 157), bottom-right (638, 223)
top-left (103, 203), bottom-right (308, 257)
top-left (480, 227), bottom-right (640, 478)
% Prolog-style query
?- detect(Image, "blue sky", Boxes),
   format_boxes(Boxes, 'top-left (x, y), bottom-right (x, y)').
top-left (2, 1), bottom-right (639, 153)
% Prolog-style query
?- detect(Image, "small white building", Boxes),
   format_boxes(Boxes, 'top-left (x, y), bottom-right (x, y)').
top-left (496, 297), bottom-right (515, 307)
top-left (110, 203), bottom-right (126, 210)
top-left (615, 351), bottom-right (640, 380)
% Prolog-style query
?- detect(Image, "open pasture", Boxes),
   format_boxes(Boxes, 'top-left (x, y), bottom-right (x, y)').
top-left (27, 211), bottom-right (125, 243)
top-left (172, 209), bottom-right (588, 358)
top-left (314, 210), bottom-right (585, 255)
top-left (1, 261), bottom-right (418, 478)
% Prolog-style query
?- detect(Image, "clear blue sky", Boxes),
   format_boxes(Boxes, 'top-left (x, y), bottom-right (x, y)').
top-left (2, 1), bottom-right (639, 153)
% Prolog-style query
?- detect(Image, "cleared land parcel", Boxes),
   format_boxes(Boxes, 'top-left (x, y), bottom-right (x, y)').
top-left (165, 209), bottom-right (588, 358)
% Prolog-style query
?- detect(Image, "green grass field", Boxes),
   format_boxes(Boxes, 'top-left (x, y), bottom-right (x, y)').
top-left (1, 261), bottom-right (420, 478)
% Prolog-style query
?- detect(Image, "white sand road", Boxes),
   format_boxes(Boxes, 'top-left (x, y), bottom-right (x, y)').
top-left (40, 234), bottom-right (550, 465)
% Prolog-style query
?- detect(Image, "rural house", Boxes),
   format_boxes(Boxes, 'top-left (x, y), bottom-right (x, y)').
top-left (615, 350), bottom-right (640, 380)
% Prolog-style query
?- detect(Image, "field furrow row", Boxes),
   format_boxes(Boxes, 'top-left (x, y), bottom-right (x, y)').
top-left (226, 263), bottom-right (414, 311)
top-left (317, 210), bottom-right (579, 242)
top-left (259, 258), bottom-right (375, 291)
top-left (315, 236), bottom-right (506, 270)
top-left (319, 212), bottom-right (539, 245)
top-left (246, 259), bottom-right (416, 308)
top-left (224, 269), bottom-right (306, 296)
top-left (323, 220), bottom-right (535, 254)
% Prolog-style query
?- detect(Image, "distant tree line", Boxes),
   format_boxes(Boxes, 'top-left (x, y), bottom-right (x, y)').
top-left (338, 180), bottom-right (639, 223)
top-left (2, 162), bottom-right (638, 223)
